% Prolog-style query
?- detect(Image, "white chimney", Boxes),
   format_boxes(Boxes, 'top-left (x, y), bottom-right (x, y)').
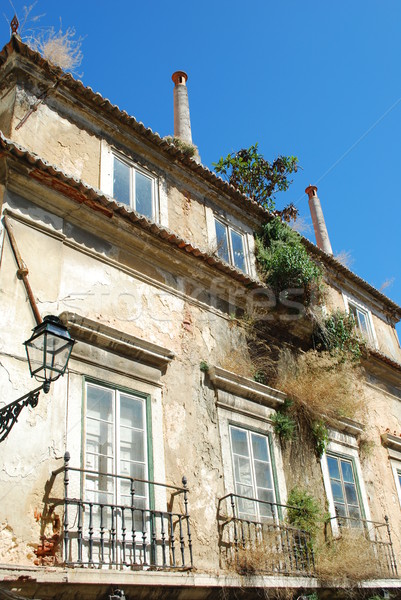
top-left (305, 185), bottom-right (333, 255)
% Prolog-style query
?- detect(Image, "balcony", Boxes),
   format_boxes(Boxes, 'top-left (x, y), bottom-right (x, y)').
top-left (46, 452), bottom-right (193, 570)
top-left (218, 493), bottom-right (315, 576)
top-left (324, 514), bottom-right (398, 579)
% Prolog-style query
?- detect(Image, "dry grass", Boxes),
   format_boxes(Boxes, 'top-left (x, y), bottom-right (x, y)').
top-left (276, 349), bottom-right (365, 425)
top-left (218, 347), bottom-right (255, 378)
top-left (316, 529), bottom-right (384, 585)
top-left (232, 533), bottom-right (284, 576)
top-left (27, 24), bottom-right (83, 73)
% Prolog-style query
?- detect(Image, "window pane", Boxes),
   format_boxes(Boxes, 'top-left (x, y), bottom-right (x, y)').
top-left (331, 481), bottom-right (344, 503)
top-left (215, 220), bottom-right (229, 263)
top-left (357, 310), bottom-right (369, 338)
top-left (254, 462), bottom-right (273, 490)
top-left (348, 505), bottom-right (362, 521)
top-left (87, 386), bottom-right (113, 422)
top-left (113, 156), bottom-right (130, 205)
top-left (120, 428), bottom-right (145, 463)
top-left (230, 229), bottom-right (246, 272)
top-left (327, 456), bottom-right (340, 479)
top-left (135, 171), bottom-right (153, 218)
top-left (341, 460), bottom-right (355, 484)
top-left (234, 455), bottom-right (253, 486)
top-left (251, 433), bottom-right (269, 462)
top-left (344, 483), bottom-right (358, 505)
top-left (120, 395), bottom-right (144, 429)
top-left (231, 428), bottom-right (249, 457)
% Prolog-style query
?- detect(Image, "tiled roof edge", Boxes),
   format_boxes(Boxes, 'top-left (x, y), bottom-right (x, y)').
top-left (0, 131), bottom-right (262, 290)
top-left (1, 36), bottom-right (400, 317)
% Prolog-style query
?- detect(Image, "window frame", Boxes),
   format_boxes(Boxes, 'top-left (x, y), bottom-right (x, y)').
top-left (213, 216), bottom-right (250, 273)
top-left (83, 378), bottom-right (154, 508)
top-left (229, 424), bottom-right (278, 521)
top-left (100, 144), bottom-right (160, 222)
top-left (321, 434), bottom-right (371, 537)
top-left (325, 452), bottom-right (364, 526)
top-left (343, 294), bottom-right (377, 347)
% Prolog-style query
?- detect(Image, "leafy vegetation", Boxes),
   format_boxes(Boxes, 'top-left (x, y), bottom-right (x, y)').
top-left (256, 218), bottom-right (323, 302)
top-left (311, 420), bottom-right (329, 458)
top-left (271, 411), bottom-right (296, 442)
top-left (314, 309), bottom-right (363, 361)
top-left (213, 144), bottom-right (298, 214)
top-left (287, 487), bottom-right (322, 541)
top-left (164, 136), bottom-right (198, 158)
top-left (199, 361), bottom-right (209, 372)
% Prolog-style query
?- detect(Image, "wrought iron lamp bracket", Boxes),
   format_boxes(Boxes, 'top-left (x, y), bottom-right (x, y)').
top-left (0, 382), bottom-right (49, 443)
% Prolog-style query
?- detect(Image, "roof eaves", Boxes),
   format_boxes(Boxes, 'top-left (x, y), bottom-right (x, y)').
top-left (1, 36), bottom-right (400, 317)
top-left (0, 35), bottom-right (269, 221)
top-left (0, 132), bottom-right (261, 290)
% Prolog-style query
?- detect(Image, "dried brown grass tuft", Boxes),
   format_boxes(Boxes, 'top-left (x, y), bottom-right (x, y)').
top-left (276, 349), bottom-right (365, 425)
top-left (232, 534), bottom-right (284, 576)
top-left (218, 347), bottom-right (255, 379)
top-left (316, 529), bottom-right (384, 585)
top-left (27, 24), bottom-right (83, 73)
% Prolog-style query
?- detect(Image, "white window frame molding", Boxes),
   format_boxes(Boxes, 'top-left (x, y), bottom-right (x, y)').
top-left (213, 215), bottom-right (250, 274)
top-left (321, 430), bottom-right (372, 537)
top-left (100, 142), bottom-right (164, 224)
top-left (381, 433), bottom-right (401, 508)
top-left (63, 311), bottom-right (173, 511)
top-left (342, 292), bottom-right (378, 348)
top-left (84, 380), bottom-right (150, 507)
top-left (209, 366), bottom-right (287, 515)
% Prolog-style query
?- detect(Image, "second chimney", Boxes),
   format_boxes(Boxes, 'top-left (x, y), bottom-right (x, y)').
top-left (305, 185), bottom-right (333, 255)
top-left (172, 71), bottom-right (200, 162)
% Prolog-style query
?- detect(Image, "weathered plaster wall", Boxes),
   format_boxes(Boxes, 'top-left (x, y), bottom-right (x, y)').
top-left (10, 87), bottom-right (101, 189)
top-left (0, 85), bottom-right (15, 137)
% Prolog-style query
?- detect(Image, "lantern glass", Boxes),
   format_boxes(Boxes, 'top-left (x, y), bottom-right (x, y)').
top-left (24, 316), bottom-right (75, 383)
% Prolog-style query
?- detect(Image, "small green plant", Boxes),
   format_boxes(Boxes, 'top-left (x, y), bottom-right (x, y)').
top-left (314, 310), bottom-right (362, 361)
top-left (271, 411), bottom-right (296, 442)
top-left (306, 594), bottom-right (319, 600)
top-left (164, 136), bottom-right (198, 158)
top-left (287, 487), bottom-right (322, 541)
top-left (253, 370), bottom-right (267, 384)
top-left (256, 218), bottom-right (323, 303)
top-left (199, 360), bottom-right (209, 373)
top-left (311, 420), bottom-right (329, 458)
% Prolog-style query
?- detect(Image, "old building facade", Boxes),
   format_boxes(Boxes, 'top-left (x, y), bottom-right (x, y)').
top-left (1, 34), bottom-right (401, 599)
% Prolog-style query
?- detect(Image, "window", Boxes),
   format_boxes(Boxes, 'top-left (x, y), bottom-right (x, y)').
top-left (326, 453), bottom-right (362, 527)
top-left (214, 218), bottom-right (248, 272)
top-left (85, 382), bottom-right (149, 511)
top-left (112, 154), bottom-right (157, 220)
top-left (344, 296), bottom-right (375, 345)
top-left (230, 425), bottom-right (276, 519)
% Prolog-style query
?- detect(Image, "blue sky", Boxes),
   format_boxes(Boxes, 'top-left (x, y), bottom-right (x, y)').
top-left (1, 1), bottom-right (401, 312)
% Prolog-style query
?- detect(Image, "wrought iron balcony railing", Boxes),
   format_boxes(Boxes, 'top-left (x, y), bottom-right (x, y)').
top-left (218, 493), bottom-right (315, 576)
top-left (50, 452), bottom-right (193, 570)
top-left (325, 513), bottom-right (398, 578)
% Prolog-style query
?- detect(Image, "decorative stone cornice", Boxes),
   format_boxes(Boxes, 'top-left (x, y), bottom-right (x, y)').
top-left (381, 432), bottom-right (401, 452)
top-left (208, 365), bottom-right (286, 409)
top-left (59, 312), bottom-right (174, 370)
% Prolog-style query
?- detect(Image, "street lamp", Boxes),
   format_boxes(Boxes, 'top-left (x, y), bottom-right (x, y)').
top-left (0, 316), bottom-right (75, 442)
